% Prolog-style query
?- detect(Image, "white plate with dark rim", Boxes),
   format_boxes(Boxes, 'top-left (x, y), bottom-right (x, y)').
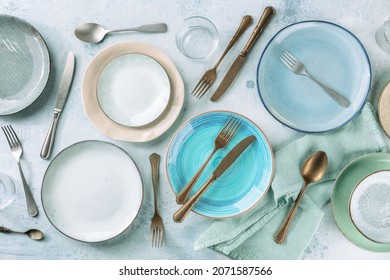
top-left (82, 42), bottom-right (184, 142)
top-left (0, 15), bottom-right (50, 115)
top-left (41, 141), bottom-right (143, 242)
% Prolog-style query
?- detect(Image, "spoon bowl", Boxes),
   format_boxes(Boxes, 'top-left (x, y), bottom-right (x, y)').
top-left (274, 151), bottom-right (328, 244)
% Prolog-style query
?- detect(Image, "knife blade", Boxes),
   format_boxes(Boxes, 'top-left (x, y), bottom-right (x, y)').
top-left (173, 135), bottom-right (256, 223)
top-left (210, 6), bottom-right (275, 102)
top-left (40, 52), bottom-right (75, 159)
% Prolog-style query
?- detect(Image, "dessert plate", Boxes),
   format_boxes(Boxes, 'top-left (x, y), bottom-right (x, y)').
top-left (166, 111), bottom-right (274, 219)
top-left (41, 141), bottom-right (143, 242)
top-left (349, 171), bottom-right (390, 244)
top-left (332, 153), bottom-right (390, 252)
top-left (257, 21), bottom-right (371, 132)
top-left (83, 42), bottom-right (184, 142)
top-left (0, 15), bottom-right (50, 115)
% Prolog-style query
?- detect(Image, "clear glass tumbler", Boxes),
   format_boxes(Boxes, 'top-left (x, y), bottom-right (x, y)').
top-left (375, 17), bottom-right (390, 53)
top-left (0, 173), bottom-right (15, 209)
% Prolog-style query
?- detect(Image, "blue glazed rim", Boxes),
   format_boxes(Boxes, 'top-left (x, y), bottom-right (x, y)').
top-left (256, 20), bottom-right (372, 133)
top-left (165, 110), bottom-right (275, 219)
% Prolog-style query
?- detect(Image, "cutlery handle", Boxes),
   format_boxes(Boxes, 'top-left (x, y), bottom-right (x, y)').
top-left (242, 6), bottom-right (275, 56)
top-left (176, 148), bottom-right (217, 204)
top-left (17, 162), bottom-right (38, 217)
top-left (40, 112), bottom-right (60, 159)
top-left (274, 182), bottom-right (308, 244)
top-left (214, 15), bottom-right (253, 69)
top-left (173, 174), bottom-right (217, 223)
top-left (306, 74), bottom-right (351, 108)
top-left (150, 153), bottom-right (160, 213)
top-left (113, 23), bottom-right (168, 33)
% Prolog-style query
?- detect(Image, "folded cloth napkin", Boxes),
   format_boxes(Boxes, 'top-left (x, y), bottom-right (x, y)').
top-left (194, 102), bottom-right (388, 259)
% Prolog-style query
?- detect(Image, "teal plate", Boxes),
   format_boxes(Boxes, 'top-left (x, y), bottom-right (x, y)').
top-left (166, 111), bottom-right (274, 219)
top-left (257, 21), bottom-right (371, 133)
top-left (332, 153), bottom-right (390, 252)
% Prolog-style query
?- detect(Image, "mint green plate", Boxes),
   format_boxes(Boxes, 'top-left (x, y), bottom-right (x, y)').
top-left (332, 153), bottom-right (390, 252)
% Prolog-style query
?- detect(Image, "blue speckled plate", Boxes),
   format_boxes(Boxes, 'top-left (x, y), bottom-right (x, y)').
top-left (257, 21), bottom-right (371, 133)
top-left (166, 111), bottom-right (274, 219)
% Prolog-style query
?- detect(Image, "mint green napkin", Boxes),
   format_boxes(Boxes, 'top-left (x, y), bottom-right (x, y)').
top-left (194, 102), bottom-right (387, 259)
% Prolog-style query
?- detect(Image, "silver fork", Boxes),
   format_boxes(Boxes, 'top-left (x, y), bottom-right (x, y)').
top-left (150, 153), bottom-right (164, 247)
top-left (2, 125), bottom-right (38, 217)
top-left (175, 117), bottom-right (241, 204)
top-left (280, 51), bottom-right (351, 108)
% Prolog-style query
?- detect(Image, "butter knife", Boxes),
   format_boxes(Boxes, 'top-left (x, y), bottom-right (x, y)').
top-left (173, 135), bottom-right (256, 223)
top-left (40, 52), bottom-right (75, 159)
top-left (210, 6), bottom-right (275, 102)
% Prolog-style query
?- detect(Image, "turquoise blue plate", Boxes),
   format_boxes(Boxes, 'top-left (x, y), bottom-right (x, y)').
top-left (166, 111), bottom-right (274, 219)
top-left (257, 21), bottom-right (371, 133)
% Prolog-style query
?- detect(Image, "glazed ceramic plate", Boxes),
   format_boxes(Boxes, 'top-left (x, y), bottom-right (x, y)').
top-left (332, 153), bottom-right (390, 251)
top-left (257, 21), bottom-right (371, 133)
top-left (83, 42), bottom-right (184, 142)
top-left (0, 15), bottom-right (50, 115)
top-left (97, 53), bottom-right (171, 127)
top-left (349, 171), bottom-right (390, 243)
top-left (166, 111), bottom-right (274, 219)
top-left (41, 141), bottom-right (143, 242)
top-left (378, 80), bottom-right (390, 138)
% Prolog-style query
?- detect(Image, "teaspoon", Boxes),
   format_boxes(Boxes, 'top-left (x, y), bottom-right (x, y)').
top-left (274, 151), bottom-right (328, 244)
top-left (74, 22), bottom-right (168, 43)
top-left (0, 226), bottom-right (44, 240)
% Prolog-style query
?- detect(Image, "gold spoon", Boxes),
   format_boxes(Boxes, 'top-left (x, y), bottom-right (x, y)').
top-left (274, 151), bottom-right (328, 244)
top-left (0, 226), bottom-right (44, 241)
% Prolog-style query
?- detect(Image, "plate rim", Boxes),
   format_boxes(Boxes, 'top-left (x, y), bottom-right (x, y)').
top-left (82, 41), bottom-right (184, 142)
top-left (348, 169), bottom-right (390, 244)
top-left (165, 110), bottom-right (275, 219)
top-left (96, 52), bottom-right (172, 128)
top-left (377, 80), bottom-right (390, 138)
top-left (256, 20), bottom-right (371, 133)
top-left (332, 152), bottom-right (390, 252)
top-left (0, 14), bottom-right (51, 115)
top-left (40, 140), bottom-right (144, 243)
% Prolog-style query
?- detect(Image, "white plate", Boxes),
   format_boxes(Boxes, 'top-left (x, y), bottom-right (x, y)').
top-left (41, 141), bottom-right (143, 242)
top-left (82, 42), bottom-right (185, 142)
top-left (349, 170), bottom-right (390, 243)
top-left (97, 53), bottom-right (171, 127)
top-left (0, 15), bottom-right (50, 115)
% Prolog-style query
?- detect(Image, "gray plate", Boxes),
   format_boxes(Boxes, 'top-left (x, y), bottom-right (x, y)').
top-left (0, 15), bottom-right (50, 115)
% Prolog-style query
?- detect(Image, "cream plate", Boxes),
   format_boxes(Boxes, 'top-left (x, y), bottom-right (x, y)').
top-left (41, 141), bottom-right (143, 242)
top-left (349, 170), bottom-right (390, 243)
top-left (83, 42), bottom-right (184, 142)
top-left (97, 53), bottom-right (170, 127)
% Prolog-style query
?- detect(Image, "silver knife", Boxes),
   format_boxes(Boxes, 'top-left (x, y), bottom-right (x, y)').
top-left (40, 52), bottom-right (75, 159)
top-left (210, 6), bottom-right (275, 102)
top-left (173, 135), bottom-right (256, 223)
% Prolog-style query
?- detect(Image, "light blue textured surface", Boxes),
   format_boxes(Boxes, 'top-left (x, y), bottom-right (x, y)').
top-left (0, 0), bottom-right (390, 260)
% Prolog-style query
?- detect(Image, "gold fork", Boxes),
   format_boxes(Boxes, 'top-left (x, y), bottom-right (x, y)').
top-left (175, 117), bottom-right (241, 204)
top-left (2, 125), bottom-right (38, 217)
top-left (150, 153), bottom-right (164, 247)
top-left (192, 15), bottom-right (253, 98)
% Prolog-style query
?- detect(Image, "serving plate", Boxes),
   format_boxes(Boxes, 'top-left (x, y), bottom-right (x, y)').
top-left (332, 153), bottom-right (390, 252)
top-left (0, 15), bottom-right (50, 115)
top-left (257, 21), bottom-right (371, 133)
top-left (41, 141), bottom-right (143, 242)
top-left (83, 42), bottom-right (184, 142)
top-left (166, 111), bottom-right (274, 219)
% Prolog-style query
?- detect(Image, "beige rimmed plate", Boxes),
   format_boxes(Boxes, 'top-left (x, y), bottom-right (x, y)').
top-left (378, 80), bottom-right (390, 138)
top-left (82, 42), bottom-right (184, 142)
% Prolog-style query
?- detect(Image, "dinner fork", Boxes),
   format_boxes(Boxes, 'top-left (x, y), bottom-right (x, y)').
top-left (2, 125), bottom-right (38, 217)
top-left (150, 153), bottom-right (164, 247)
top-left (192, 15), bottom-right (253, 98)
top-left (280, 51), bottom-right (351, 108)
top-left (175, 117), bottom-right (240, 204)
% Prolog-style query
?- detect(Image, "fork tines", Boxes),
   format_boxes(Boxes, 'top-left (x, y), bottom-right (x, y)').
top-left (2, 125), bottom-right (21, 150)
top-left (192, 74), bottom-right (213, 99)
top-left (220, 117), bottom-right (241, 141)
top-left (280, 51), bottom-right (297, 69)
top-left (151, 225), bottom-right (164, 247)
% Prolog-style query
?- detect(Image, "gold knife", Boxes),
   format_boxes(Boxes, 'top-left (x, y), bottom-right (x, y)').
top-left (210, 6), bottom-right (275, 102)
top-left (173, 135), bottom-right (256, 223)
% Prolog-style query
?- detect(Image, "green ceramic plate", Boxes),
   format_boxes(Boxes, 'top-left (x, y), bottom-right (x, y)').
top-left (332, 153), bottom-right (390, 252)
